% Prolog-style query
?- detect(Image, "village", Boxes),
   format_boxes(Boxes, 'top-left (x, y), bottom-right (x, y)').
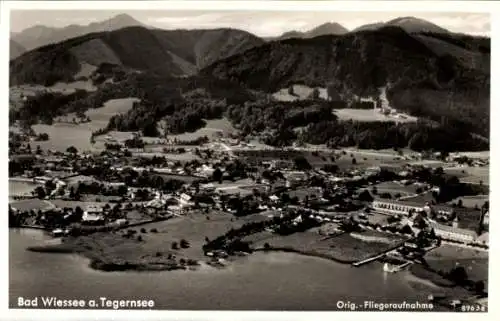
top-left (9, 130), bottom-right (490, 310)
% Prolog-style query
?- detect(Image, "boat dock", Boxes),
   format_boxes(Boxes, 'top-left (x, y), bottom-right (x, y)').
top-left (352, 241), bottom-right (409, 267)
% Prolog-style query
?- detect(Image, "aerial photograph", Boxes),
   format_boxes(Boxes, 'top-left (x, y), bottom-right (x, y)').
top-left (8, 4), bottom-right (490, 312)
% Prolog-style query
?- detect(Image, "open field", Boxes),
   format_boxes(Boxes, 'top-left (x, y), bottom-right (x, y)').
top-left (164, 118), bottom-right (237, 142)
top-left (401, 191), bottom-right (436, 204)
top-left (31, 98), bottom-right (138, 152)
top-left (368, 181), bottom-right (422, 197)
top-left (448, 195), bottom-right (489, 209)
top-left (334, 109), bottom-right (418, 123)
top-left (119, 211), bottom-right (244, 261)
top-left (10, 199), bottom-right (55, 212)
top-left (247, 230), bottom-right (407, 263)
top-left (449, 151), bottom-right (489, 159)
top-left (28, 211), bottom-right (244, 271)
top-left (9, 180), bottom-right (38, 197)
top-left (238, 148), bottom-right (408, 171)
top-left (49, 80), bottom-right (97, 93)
top-left (272, 85), bottom-right (328, 101)
top-left (425, 244), bottom-right (488, 287)
top-left (408, 160), bottom-right (447, 168)
top-left (444, 166), bottom-right (489, 185)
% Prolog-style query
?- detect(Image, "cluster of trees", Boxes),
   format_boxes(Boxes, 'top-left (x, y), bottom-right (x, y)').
top-left (117, 168), bottom-right (186, 192)
top-left (34, 133), bottom-right (49, 141)
top-left (202, 216), bottom-right (283, 253)
top-left (274, 214), bottom-right (322, 235)
top-left (226, 100), bottom-right (336, 137)
top-left (225, 195), bottom-right (261, 217)
top-left (409, 166), bottom-right (488, 202)
top-left (225, 95), bottom-right (487, 151)
top-left (11, 90), bottom-right (89, 125)
top-left (302, 119), bottom-right (488, 152)
top-left (124, 136), bottom-right (145, 149)
top-left (100, 73), bottom-right (255, 137)
top-left (71, 182), bottom-right (128, 198)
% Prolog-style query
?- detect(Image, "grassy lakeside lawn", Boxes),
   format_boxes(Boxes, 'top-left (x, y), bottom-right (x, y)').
top-left (425, 244), bottom-right (488, 286)
top-left (10, 199), bottom-right (55, 212)
top-left (27, 211), bottom-right (244, 271)
top-left (246, 229), bottom-right (407, 263)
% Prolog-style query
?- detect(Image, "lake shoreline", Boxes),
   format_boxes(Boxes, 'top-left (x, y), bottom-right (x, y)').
top-left (254, 247), bottom-right (357, 264)
top-left (27, 243), bottom-right (194, 272)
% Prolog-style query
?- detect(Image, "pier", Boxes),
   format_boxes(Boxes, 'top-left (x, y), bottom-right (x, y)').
top-left (352, 241), bottom-right (407, 267)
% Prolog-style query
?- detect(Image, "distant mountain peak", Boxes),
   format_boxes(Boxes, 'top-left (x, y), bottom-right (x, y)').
top-left (271, 21), bottom-right (348, 41)
top-left (354, 16), bottom-right (449, 34)
top-left (11, 13), bottom-right (146, 51)
top-left (106, 13), bottom-right (142, 25)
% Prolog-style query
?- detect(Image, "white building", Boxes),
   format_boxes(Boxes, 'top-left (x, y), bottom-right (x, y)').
top-left (428, 221), bottom-right (477, 243)
top-left (371, 199), bottom-right (424, 216)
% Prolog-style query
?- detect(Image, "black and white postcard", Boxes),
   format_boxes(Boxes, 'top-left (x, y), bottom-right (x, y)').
top-left (3, 0), bottom-right (496, 319)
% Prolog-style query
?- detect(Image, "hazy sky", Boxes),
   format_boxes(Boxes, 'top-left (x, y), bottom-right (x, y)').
top-left (10, 10), bottom-right (490, 37)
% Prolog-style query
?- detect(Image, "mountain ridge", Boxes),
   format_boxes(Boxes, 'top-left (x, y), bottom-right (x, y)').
top-left (11, 13), bottom-right (147, 51)
top-left (10, 40), bottom-right (26, 60)
top-left (353, 16), bottom-right (450, 34)
top-left (202, 26), bottom-right (490, 136)
top-left (10, 25), bottom-right (265, 86)
top-left (267, 22), bottom-right (349, 41)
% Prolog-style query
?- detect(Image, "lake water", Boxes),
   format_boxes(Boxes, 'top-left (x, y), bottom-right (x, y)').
top-left (9, 229), bottom-right (439, 310)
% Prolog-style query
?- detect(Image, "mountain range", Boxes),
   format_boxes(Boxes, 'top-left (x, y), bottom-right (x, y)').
top-left (265, 16), bottom-right (449, 41)
top-left (10, 40), bottom-right (26, 60)
top-left (11, 14), bottom-right (454, 53)
top-left (11, 13), bottom-right (146, 51)
top-left (352, 16), bottom-right (449, 33)
top-left (10, 25), bottom-right (264, 86)
top-left (10, 14), bottom-right (490, 138)
top-left (267, 22), bottom-right (349, 41)
top-left (203, 26), bottom-right (490, 136)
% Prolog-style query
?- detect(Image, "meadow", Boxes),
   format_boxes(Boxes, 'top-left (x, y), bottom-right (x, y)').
top-left (425, 244), bottom-right (489, 287)
top-left (32, 98), bottom-right (139, 152)
top-left (334, 108), bottom-right (418, 123)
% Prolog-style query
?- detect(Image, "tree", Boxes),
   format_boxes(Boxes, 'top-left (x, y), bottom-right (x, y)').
top-left (212, 168), bottom-right (223, 183)
top-left (74, 206), bottom-right (83, 221)
top-left (66, 146), bottom-right (78, 154)
top-left (358, 190), bottom-right (373, 202)
top-left (401, 225), bottom-right (413, 235)
top-left (34, 186), bottom-right (46, 199)
top-left (474, 280), bottom-right (485, 294)
top-left (288, 86), bottom-right (295, 96)
top-left (264, 242), bottom-right (271, 250)
top-left (171, 242), bottom-right (178, 250)
top-left (180, 239), bottom-right (190, 248)
top-left (448, 266), bottom-right (468, 285)
top-left (457, 199), bottom-right (463, 208)
top-left (311, 88), bottom-right (320, 100)
top-left (352, 157), bottom-right (357, 165)
top-left (293, 156), bottom-right (311, 170)
top-left (434, 167), bottom-right (444, 176)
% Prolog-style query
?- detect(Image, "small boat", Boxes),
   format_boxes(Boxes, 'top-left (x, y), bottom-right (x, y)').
top-left (383, 262), bottom-right (399, 273)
